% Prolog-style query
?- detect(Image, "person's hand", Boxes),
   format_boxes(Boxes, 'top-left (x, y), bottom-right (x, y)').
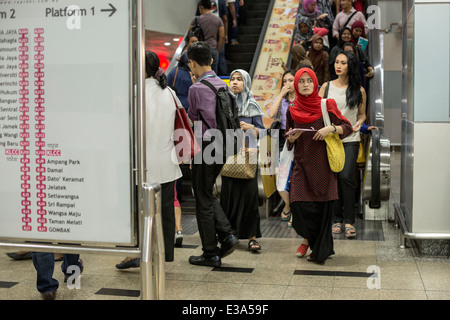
top-left (367, 126), bottom-right (378, 131)
top-left (240, 121), bottom-right (255, 131)
top-left (366, 68), bottom-right (375, 78)
top-left (287, 128), bottom-right (302, 143)
top-left (318, 13), bottom-right (328, 20)
top-left (189, 71), bottom-right (197, 84)
top-left (353, 121), bottom-right (363, 132)
top-left (280, 84), bottom-right (290, 97)
top-left (313, 126), bottom-right (334, 140)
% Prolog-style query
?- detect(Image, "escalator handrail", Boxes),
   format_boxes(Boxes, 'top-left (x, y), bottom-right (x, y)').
top-left (369, 129), bottom-right (381, 208)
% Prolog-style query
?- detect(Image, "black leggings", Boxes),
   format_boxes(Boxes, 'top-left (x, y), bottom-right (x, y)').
top-left (333, 141), bottom-right (359, 225)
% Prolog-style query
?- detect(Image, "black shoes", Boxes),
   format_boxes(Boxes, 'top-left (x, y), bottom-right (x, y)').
top-left (189, 234), bottom-right (239, 267)
top-left (189, 255), bottom-right (221, 267)
top-left (220, 234), bottom-right (239, 258)
top-left (6, 252), bottom-right (32, 260)
top-left (115, 258), bottom-right (140, 269)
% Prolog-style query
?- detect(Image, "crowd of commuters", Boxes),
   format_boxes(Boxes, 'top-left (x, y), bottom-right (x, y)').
top-left (14, 0), bottom-right (381, 299)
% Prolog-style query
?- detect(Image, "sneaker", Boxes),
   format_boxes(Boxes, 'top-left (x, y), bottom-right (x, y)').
top-left (175, 230), bottom-right (183, 248)
top-left (296, 244), bottom-right (309, 257)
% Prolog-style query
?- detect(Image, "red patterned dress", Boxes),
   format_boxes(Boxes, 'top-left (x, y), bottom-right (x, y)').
top-left (286, 107), bottom-right (353, 262)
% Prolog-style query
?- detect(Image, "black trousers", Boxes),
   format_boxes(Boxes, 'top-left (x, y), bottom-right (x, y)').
top-left (191, 161), bottom-right (233, 257)
top-left (161, 181), bottom-right (175, 262)
top-left (333, 141), bottom-right (360, 225)
top-left (291, 201), bottom-right (335, 263)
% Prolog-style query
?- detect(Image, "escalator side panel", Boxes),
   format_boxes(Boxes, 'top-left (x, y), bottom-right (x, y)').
top-left (249, 0), bottom-right (298, 118)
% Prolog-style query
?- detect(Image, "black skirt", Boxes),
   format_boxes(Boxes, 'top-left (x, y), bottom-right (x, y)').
top-left (220, 174), bottom-right (262, 240)
top-left (291, 201), bottom-right (335, 263)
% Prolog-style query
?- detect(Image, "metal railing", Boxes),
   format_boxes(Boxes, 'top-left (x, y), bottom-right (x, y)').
top-left (0, 183), bottom-right (165, 300)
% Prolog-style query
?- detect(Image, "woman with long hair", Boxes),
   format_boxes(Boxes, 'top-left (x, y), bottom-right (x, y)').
top-left (287, 67), bottom-right (352, 263)
top-left (220, 69), bottom-right (265, 252)
top-left (116, 51), bottom-right (182, 269)
top-left (319, 51), bottom-right (366, 239)
top-left (268, 69), bottom-right (297, 225)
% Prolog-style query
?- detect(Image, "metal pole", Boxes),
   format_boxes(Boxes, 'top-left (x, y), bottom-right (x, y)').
top-left (141, 184), bottom-right (155, 300)
top-left (140, 183), bottom-right (164, 300)
top-left (136, 0), bottom-right (147, 247)
top-left (153, 186), bottom-right (165, 300)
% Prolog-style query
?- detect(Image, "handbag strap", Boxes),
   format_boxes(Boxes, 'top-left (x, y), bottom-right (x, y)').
top-left (321, 99), bottom-right (331, 127)
top-left (172, 67), bottom-right (179, 87)
top-left (343, 11), bottom-right (358, 30)
top-left (323, 81), bottom-right (330, 99)
top-left (168, 88), bottom-right (181, 110)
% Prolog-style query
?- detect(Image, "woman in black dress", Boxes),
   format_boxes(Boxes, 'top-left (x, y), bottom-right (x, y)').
top-left (220, 69), bottom-right (265, 252)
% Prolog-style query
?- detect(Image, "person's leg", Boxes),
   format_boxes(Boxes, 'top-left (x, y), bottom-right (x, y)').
top-left (161, 181), bottom-right (176, 261)
top-left (61, 254), bottom-right (82, 288)
top-left (210, 48), bottom-right (219, 74)
top-left (339, 142), bottom-right (360, 230)
top-left (191, 162), bottom-right (222, 257)
top-left (32, 252), bottom-right (58, 294)
top-left (279, 190), bottom-right (290, 220)
top-left (217, 44), bottom-right (227, 76)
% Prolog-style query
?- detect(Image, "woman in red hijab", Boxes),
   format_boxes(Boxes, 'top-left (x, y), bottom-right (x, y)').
top-left (285, 67), bottom-right (352, 263)
top-left (351, 20), bottom-right (366, 45)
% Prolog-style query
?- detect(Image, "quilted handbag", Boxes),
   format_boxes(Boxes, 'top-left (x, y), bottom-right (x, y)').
top-left (220, 136), bottom-right (258, 179)
top-left (321, 99), bottom-right (345, 173)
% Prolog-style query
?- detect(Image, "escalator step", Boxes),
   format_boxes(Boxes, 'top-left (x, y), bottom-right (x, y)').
top-left (227, 62), bottom-right (252, 72)
top-left (238, 25), bottom-right (263, 35)
top-left (246, 3), bottom-right (270, 11)
top-left (245, 18), bottom-right (266, 27)
top-left (238, 34), bottom-right (261, 43)
top-left (226, 43), bottom-right (258, 54)
top-left (246, 10), bottom-right (268, 19)
top-left (226, 52), bottom-right (255, 63)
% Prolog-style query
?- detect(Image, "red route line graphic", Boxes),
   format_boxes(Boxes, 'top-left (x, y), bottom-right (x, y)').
top-left (18, 28), bottom-right (31, 231)
top-left (34, 28), bottom-right (47, 233)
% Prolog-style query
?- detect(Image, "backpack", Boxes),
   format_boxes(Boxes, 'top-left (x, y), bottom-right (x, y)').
top-left (191, 16), bottom-right (205, 41)
top-left (199, 79), bottom-right (241, 161)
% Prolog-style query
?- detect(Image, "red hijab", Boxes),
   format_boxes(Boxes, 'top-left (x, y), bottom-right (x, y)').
top-left (290, 68), bottom-right (350, 125)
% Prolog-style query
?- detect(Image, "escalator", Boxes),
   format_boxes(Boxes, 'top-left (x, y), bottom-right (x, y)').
top-left (225, 0), bottom-right (271, 73)
top-left (361, 27), bottom-right (392, 221)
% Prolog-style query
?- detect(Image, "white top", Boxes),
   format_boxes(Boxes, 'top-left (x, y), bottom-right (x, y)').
top-left (145, 78), bottom-right (182, 184)
top-left (327, 82), bottom-right (359, 143)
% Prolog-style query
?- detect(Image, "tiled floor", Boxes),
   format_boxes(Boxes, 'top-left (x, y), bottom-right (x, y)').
top-left (1, 151), bottom-right (450, 300)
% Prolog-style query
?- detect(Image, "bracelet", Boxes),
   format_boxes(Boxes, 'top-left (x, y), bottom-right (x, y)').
top-left (332, 125), bottom-right (336, 133)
